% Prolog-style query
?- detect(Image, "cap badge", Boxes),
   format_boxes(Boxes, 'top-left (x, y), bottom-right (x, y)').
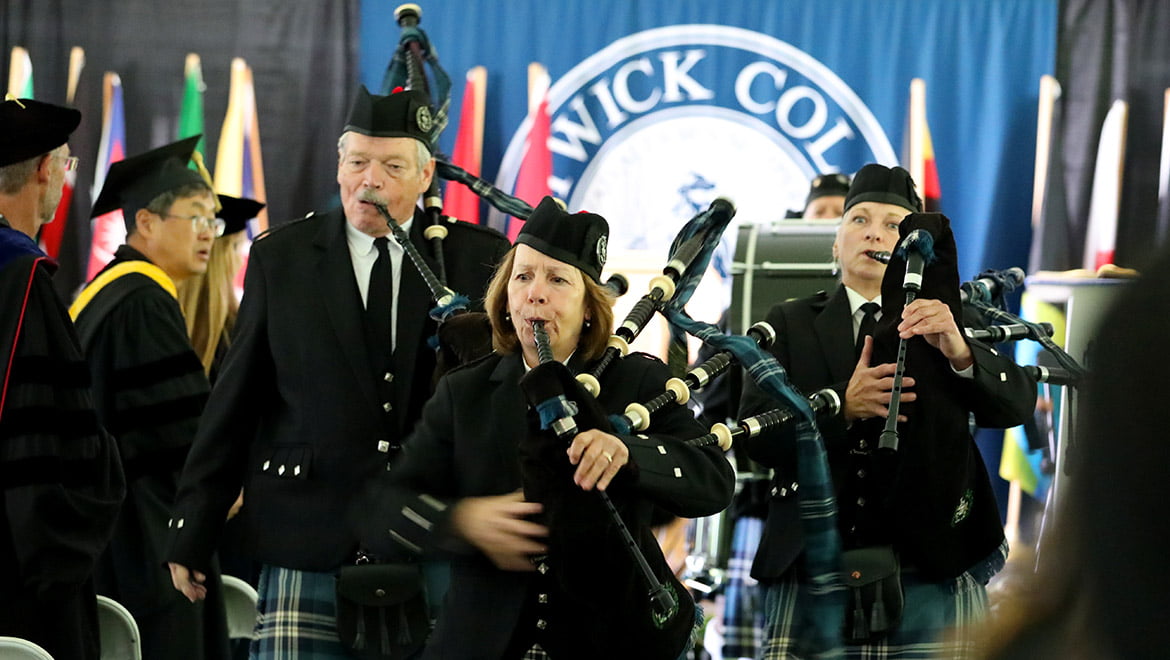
top-left (416, 106), bottom-right (433, 133)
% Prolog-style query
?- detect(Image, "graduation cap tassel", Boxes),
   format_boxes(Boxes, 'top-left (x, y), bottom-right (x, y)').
top-left (190, 150), bottom-right (222, 214)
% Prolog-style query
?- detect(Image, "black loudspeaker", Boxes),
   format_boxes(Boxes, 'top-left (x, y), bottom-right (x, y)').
top-left (729, 219), bottom-right (841, 333)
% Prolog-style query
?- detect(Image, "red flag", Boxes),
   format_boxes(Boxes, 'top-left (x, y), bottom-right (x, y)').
top-left (41, 47), bottom-right (85, 259)
top-left (446, 66), bottom-right (487, 224)
top-left (86, 73), bottom-right (127, 279)
top-left (508, 63), bottom-right (552, 241)
top-left (906, 78), bottom-right (942, 211)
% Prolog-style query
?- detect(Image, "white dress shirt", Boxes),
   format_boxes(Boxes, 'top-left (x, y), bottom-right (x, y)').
top-left (346, 218), bottom-right (410, 351)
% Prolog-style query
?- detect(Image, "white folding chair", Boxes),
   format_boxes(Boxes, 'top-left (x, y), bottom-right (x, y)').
top-left (96, 595), bottom-right (142, 660)
top-left (220, 574), bottom-right (260, 641)
top-left (0, 636), bottom-right (55, 659)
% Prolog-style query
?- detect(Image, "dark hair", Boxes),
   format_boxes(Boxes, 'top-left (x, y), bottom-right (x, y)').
top-left (484, 246), bottom-right (616, 363)
top-left (127, 181), bottom-right (214, 236)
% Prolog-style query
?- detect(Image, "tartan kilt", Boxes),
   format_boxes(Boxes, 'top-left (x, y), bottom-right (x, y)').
top-left (759, 542), bottom-right (1006, 660)
top-left (722, 516), bottom-right (765, 659)
top-left (251, 565), bottom-right (353, 660)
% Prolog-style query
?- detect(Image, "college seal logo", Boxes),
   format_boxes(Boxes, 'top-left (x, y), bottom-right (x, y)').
top-left (495, 24), bottom-right (896, 253)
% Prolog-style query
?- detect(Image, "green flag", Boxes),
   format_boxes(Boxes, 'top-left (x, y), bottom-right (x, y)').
top-left (179, 53), bottom-right (205, 163)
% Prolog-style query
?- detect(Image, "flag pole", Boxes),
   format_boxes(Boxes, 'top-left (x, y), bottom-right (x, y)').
top-left (1157, 88), bottom-right (1170, 243)
top-left (66, 47), bottom-right (84, 104)
top-left (909, 78), bottom-right (926, 204)
top-left (1032, 76), bottom-right (1060, 235)
top-left (1084, 100), bottom-right (1127, 270)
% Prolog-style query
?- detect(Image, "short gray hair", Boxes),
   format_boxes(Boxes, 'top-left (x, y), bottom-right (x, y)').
top-left (0, 151), bottom-right (50, 195)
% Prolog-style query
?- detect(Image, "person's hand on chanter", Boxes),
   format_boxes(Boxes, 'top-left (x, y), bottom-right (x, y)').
top-left (844, 335), bottom-right (916, 423)
top-left (568, 429), bottom-right (629, 491)
top-left (898, 298), bottom-right (973, 370)
top-left (450, 491), bottom-right (548, 572)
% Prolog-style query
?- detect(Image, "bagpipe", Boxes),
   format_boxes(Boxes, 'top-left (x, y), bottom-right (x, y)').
top-left (576, 197), bottom-right (737, 398)
top-left (383, 3), bottom-right (452, 283)
top-left (868, 249), bottom-right (1086, 388)
top-left (373, 5), bottom-right (532, 374)
top-left (516, 194), bottom-right (856, 657)
top-left (506, 198), bottom-right (738, 658)
top-left (878, 227), bottom-right (935, 453)
top-left (381, 5), bottom-right (851, 652)
top-left (378, 5), bottom-right (631, 373)
top-left (520, 320), bottom-right (692, 654)
top-left (958, 265), bottom-right (1087, 386)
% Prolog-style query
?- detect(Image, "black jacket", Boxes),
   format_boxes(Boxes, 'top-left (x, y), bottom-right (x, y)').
top-left (366, 351), bottom-right (735, 659)
top-left (740, 284), bottom-right (1035, 581)
top-left (0, 225), bottom-right (124, 660)
top-left (167, 207), bottom-right (509, 573)
top-left (74, 245), bottom-right (228, 659)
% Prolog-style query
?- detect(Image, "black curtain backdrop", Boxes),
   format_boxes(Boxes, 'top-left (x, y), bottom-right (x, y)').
top-left (1057, 0), bottom-right (1170, 270)
top-left (1, 0), bottom-right (358, 296)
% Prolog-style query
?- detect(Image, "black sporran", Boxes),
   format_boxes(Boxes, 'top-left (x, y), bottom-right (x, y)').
top-left (335, 559), bottom-right (428, 659)
top-left (841, 545), bottom-right (904, 644)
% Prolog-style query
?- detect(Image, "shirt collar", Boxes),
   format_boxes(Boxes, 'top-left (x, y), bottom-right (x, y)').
top-left (521, 350), bottom-right (576, 371)
top-left (344, 217), bottom-right (414, 256)
top-left (843, 285), bottom-right (881, 317)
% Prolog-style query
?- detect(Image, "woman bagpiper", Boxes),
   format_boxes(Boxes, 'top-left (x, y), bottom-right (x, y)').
top-left (360, 196), bottom-right (735, 659)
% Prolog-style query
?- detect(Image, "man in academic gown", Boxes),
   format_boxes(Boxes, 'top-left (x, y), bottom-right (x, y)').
top-left (71, 136), bottom-right (230, 659)
top-left (0, 97), bottom-right (125, 660)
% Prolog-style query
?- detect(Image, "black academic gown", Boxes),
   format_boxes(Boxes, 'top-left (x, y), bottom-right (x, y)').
top-left (73, 244), bottom-right (230, 660)
top-left (740, 284), bottom-right (1036, 581)
top-left (365, 351), bottom-right (736, 660)
top-left (0, 222), bottom-right (125, 660)
top-left (167, 208), bottom-right (509, 576)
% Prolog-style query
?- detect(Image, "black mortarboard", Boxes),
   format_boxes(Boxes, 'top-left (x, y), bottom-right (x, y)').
top-left (844, 164), bottom-right (922, 214)
top-left (805, 172), bottom-right (851, 207)
top-left (91, 136), bottom-right (209, 225)
top-left (343, 85), bottom-right (434, 151)
top-left (516, 196), bottom-right (609, 284)
top-left (217, 194), bottom-right (265, 236)
top-left (0, 97), bottom-right (81, 167)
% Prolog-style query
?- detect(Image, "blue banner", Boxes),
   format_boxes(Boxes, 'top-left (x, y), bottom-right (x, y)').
top-left (360, 0), bottom-right (1056, 280)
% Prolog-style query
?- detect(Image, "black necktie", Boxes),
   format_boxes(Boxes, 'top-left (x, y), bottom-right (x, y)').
top-left (855, 301), bottom-right (880, 359)
top-left (366, 236), bottom-right (394, 370)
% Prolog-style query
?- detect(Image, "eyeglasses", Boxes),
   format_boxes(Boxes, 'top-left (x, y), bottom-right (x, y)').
top-left (58, 155), bottom-right (79, 172)
top-left (161, 213), bottom-right (227, 237)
